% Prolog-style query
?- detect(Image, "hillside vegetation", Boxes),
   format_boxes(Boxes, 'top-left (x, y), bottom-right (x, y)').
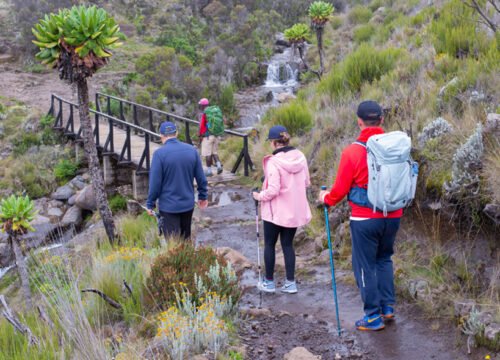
top-left (249, 0), bottom-right (499, 349)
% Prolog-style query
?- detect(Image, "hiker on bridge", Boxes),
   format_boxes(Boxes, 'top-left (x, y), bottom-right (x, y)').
top-left (252, 125), bottom-right (312, 294)
top-left (198, 98), bottom-right (224, 177)
top-left (146, 121), bottom-right (208, 240)
top-left (319, 100), bottom-right (409, 331)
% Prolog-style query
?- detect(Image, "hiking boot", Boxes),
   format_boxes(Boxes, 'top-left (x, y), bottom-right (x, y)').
top-left (217, 165), bottom-right (223, 175)
top-left (204, 168), bottom-right (213, 177)
top-left (381, 305), bottom-right (395, 320)
top-left (258, 278), bottom-right (276, 293)
top-left (281, 280), bottom-right (298, 294)
top-left (355, 314), bottom-right (385, 331)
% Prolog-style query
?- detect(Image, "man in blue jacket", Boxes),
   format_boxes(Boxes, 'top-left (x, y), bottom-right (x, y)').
top-left (146, 121), bottom-right (208, 240)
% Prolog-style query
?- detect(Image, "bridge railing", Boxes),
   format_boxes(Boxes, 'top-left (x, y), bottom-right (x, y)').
top-left (95, 92), bottom-right (254, 176)
top-left (48, 93), bottom-right (254, 176)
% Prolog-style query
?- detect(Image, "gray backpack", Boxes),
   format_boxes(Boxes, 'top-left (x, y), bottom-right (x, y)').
top-left (350, 131), bottom-right (418, 216)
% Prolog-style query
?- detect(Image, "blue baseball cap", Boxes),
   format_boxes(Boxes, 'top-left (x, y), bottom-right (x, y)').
top-left (159, 121), bottom-right (177, 135)
top-left (267, 125), bottom-right (288, 140)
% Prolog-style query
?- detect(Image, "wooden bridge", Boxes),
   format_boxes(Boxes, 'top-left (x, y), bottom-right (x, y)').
top-left (48, 93), bottom-right (254, 196)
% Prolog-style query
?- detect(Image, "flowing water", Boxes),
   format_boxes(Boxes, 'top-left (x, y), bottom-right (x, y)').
top-left (234, 46), bottom-right (300, 129)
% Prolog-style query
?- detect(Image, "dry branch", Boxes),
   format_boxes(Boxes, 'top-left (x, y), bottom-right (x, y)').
top-left (0, 295), bottom-right (40, 346)
top-left (81, 289), bottom-right (123, 309)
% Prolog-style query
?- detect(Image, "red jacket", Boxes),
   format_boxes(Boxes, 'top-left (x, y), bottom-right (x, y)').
top-left (324, 127), bottom-right (403, 219)
top-left (199, 113), bottom-right (208, 136)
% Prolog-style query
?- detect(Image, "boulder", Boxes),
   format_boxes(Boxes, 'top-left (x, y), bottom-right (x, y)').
top-left (51, 184), bottom-right (75, 201)
top-left (484, 323), bottom-right (500, 343)
top-left (61, 206), bottom-right (83, 227)
top-left (22, 215), bottom-right (58, 251)
top-left (215, 247), bottom-right (252, 274)
top-left (67, 194), bottom-right (77, 206)
top-left (284, 347), bottom-right (321, 360)
top-left (484, 113), bottom-right (500, 136)
top-left (276, 92), bottom-right (297, 103)
top-left (70, 177), bottom-right (86, 190)
top-left (75, 185), bottom-right (96, 211)
top-left (483, 203), bottom-right (500, 225)
top-left (0, 242), bottom-right (14, 268)
top-left (275, 33), bottom-right (290, 47)
top-left (47, 207), bottom-right (64, 220)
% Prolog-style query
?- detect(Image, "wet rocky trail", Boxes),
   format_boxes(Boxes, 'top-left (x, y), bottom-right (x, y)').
top-left (195, 184), bottom-right (489, 360)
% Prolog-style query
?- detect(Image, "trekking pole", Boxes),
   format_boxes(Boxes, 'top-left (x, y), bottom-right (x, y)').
top-left (252, 187), bottom-right (263, 308)
top-left (133, 201), bottom-right (164, 237)
top-left (321, 186), bottom-right (342, 336)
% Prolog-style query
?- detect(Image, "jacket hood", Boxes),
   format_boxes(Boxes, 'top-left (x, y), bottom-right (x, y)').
top-left (264, 149), bottom-right (307, 174)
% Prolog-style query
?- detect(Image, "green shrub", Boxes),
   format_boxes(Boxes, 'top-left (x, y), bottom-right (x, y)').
top-left (330, 15), bottom-right (343, 30)
top-left (265, 100), bottom-right (313, 136)
top-left (430, 0), bottom-right (491, 58)
top-left (54, 159), bottom-right (78, 183)
top-left (348, 5), bottom-right (372, 24)
top-left (353, 24), bottom-right (376, 43)
top-left (368, 0), bottom-right (385, 12)
top-left (320, 44), bottom-right (403, 97)
top-left (12, 133), bottom-right (41, 156)
top-left (218, 84), bottom-right (238, 126)
top-left (109, 194), bottom-right (127, 213)
top-left (147, 243), bottom-right (240, 310)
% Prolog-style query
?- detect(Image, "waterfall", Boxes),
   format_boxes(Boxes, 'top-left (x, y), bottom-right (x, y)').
top-left (265, 47), bottom-right (299, 88)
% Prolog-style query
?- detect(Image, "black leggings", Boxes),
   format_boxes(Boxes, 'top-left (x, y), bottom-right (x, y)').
top-left (263, 221), bottom-right (297, 281)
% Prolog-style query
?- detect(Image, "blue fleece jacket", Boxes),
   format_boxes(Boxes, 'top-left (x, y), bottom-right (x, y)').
top-left (146, 138), bottom-right (208, 213)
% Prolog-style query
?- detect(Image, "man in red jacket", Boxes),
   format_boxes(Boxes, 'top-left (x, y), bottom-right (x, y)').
top-left (319, 100), bottom-right (402, 331)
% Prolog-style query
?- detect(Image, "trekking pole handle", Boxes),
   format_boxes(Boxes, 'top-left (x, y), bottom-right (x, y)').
top-left (252, 187), bottom-right (259, 208)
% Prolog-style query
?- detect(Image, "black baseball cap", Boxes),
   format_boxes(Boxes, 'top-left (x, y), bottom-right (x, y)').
top-left (357, 100), bottom-right (382, 121)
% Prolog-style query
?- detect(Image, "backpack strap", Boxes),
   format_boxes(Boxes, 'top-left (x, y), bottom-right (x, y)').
top-left (353, 141), bottom-right (366, 147)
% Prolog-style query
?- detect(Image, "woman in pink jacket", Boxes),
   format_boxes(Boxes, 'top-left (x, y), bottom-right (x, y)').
top-left (252, 125), bottom-right (312, 294)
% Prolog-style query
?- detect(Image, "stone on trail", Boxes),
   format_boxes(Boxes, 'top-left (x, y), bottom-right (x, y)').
top-left (283, 347), bottom-right (321, 360)
top-left (75, 185), bottom-right (97, 211)
top-left (240, 307), bottom-right (272, 318)
top-left (51, 184), bottom-right (75, 201)
top-left (215, 247), bottom-right (252, 274)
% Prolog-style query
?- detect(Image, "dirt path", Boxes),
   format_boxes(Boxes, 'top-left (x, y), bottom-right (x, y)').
top-left (195, 184), bottom-right (489, 360)
top-left (0, 66), bottom-right (125, 111)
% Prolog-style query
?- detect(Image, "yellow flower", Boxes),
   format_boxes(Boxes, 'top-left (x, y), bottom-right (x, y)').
top-left (485, 356), bottom-right (490, 360)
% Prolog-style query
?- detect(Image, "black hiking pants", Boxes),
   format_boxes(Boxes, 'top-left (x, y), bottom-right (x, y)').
top-left (263, 221), bottom-right (297, 282)
top-left (160, 209), bottom-right (194, 240)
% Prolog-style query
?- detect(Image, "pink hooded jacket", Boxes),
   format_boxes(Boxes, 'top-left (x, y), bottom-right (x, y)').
top-left (256, 148), bottom-right (312, 228)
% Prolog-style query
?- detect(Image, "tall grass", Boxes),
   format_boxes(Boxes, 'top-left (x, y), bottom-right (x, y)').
top-left (348, 5), bottom-right (372, 24)
top-left (264, 100), bottom-right (313, 136)
top-left (430, 0), bottom-right (491, 59)
top-left (319, 44), bottom-right (403, 98)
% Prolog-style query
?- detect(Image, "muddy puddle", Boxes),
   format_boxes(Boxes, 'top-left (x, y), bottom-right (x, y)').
top-left (194, 185), bottom-right (493, 359)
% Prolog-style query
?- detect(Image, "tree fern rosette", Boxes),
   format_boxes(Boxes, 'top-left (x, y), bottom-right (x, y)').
top-left (284, 23), bottom-right (311, 45)
top-left (32, 5), bottom-right (122, 81)
top-left (308, 1), bottom-right (335, 29)
top-left (0, 195), bottom-right (37, 235)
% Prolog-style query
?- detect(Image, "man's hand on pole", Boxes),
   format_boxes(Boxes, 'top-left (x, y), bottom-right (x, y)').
top-left (318, 190), bottom-right (329, 203)
top-left (147, 209), bottom-right (155, 217)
